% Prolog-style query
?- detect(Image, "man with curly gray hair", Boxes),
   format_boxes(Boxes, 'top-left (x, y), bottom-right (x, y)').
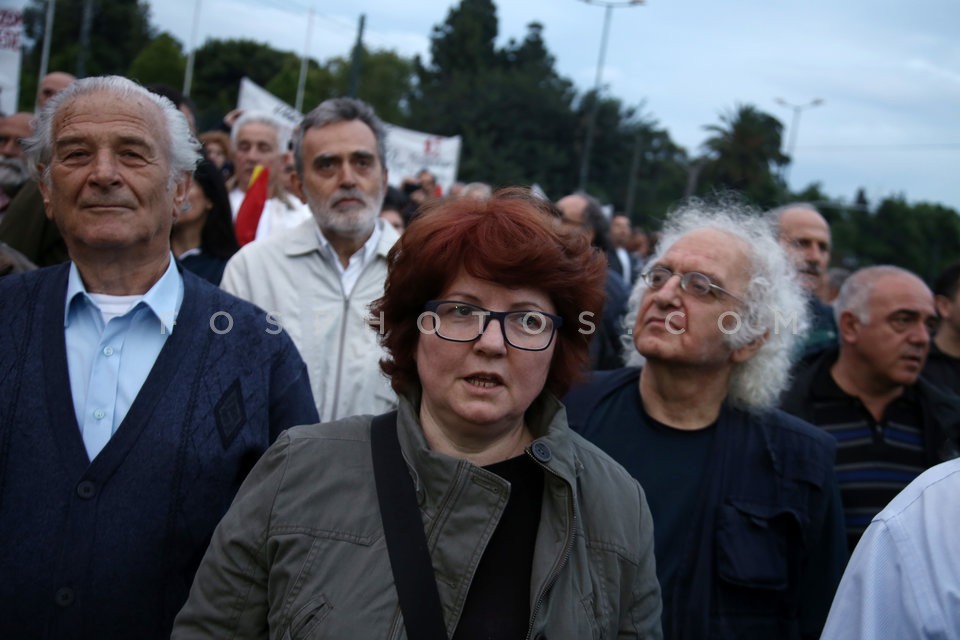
top-left (565, 199), bottom-right (847, 640)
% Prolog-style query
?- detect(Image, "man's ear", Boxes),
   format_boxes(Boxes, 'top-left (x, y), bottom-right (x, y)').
top-left (173, 173), bottom-right (191, 223)
top-left (731, 330), bottom-right (767, 364)
top-left (935, 294), bottom-right (952, 320)
top-left (36, 168), bottom-right (54, 221)
top-left (837, 310), bottom-right (861, 344)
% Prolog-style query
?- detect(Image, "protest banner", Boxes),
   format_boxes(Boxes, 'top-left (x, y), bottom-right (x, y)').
top-left (0, 1), bottom-right (26, 114)
top-left (235, 79), bottom-right (461, 191)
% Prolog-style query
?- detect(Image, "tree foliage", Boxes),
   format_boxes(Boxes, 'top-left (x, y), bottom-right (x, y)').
top-left (698, 104), bottom-right (787, 208)
top-left (21, 0), bottom-right (153, 77)
top-left (12, 0), bottom-right (958, 277)
top-left (19, 0), bottom-right (154, 108)
top-left (408, 3), bottom-right (690, 208)
top-left (188, 39), bottom-right (299, 130)
top-left (126, 33), bottom-right (185, 89)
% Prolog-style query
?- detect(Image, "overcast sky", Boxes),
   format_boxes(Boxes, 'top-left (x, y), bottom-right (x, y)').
top-left (149, 0), bottom-right (960, 211)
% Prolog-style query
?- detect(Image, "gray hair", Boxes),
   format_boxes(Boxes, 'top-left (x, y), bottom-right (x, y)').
top-left (833, 265), bottom-right (922, 326)
top-left (461, 181), bottom-right (493, 200)
top-left (766, 201), bottom-right (823, 230)
top-left (230, 110), bottom-right (288, 152)
top-left (623, 199), bottom-right (809, 411)
top-left (292, 97), bottom-right (386, 178)
top-left (23, 75), bottom-right (200, 187)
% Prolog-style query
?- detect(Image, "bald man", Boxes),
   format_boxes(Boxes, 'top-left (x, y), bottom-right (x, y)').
top-left (555, 191), bottom-right (629, 370)
top-left (0, 72), bottom-right (75, 265)
top-left (0, 112), bottom-right (33, 213)
top-left (36, 71), bottom-right (76, 109)
top-left (781, 265), bottom-right (960, 551)
top-left (770, 202), bottom-right (838, 355)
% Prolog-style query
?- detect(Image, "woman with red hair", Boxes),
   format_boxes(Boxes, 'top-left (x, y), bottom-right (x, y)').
top-left (174, 189), bottom-right (663, 639)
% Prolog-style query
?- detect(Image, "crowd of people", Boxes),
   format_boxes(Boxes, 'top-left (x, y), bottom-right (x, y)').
top-left (1, 73), bottom-right (959, 639)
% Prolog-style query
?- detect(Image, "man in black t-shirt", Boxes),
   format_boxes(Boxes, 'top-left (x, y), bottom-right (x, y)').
top-left (923, 261), bottom-right (960, 395)
top-left (565, 203), bottom-right (847, 640)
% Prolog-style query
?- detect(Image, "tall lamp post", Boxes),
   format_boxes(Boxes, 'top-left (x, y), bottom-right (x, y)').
top-left (775, 97), bottom-right (824, 187)
top-left (577, 0), bottom-right (644, 192)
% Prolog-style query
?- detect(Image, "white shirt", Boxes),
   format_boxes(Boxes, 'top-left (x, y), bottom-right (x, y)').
top-left (229, 187), bottom-right (312, 242)
top-left (316, 222), bottom-right (382, 297)
top-left (615, 247), bottom-right (633, 286)
top-left (821, 458), bottom-right (960, 640)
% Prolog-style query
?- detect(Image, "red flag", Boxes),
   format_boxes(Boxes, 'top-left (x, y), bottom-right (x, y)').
top-left (234, 165), bottom-right (270, 247)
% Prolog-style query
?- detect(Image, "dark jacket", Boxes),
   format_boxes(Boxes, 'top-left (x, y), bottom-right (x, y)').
top-left (0, 263), bottom-right (318, 640)
top-left (0, 180), bottom-right (68, 267)
top-left (565, 368), bottom-right (847, 640)
top-left (781, 346), bottom-right (960, 464)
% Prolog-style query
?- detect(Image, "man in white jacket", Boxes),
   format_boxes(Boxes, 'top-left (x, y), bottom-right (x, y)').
top-left (222, 98), bottom-right (399, 421)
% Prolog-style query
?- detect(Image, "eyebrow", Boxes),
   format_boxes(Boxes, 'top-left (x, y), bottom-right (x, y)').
top-left (441, 292), bottom-right (550, 312)
top-left (653, 261), bottom-right (728, 285)
top-left (888, 309), bottom-right (933, 318)
top-left (315, 150), bottom-right (376, 162)
top-left (54, 134), bottom-right (155, 151)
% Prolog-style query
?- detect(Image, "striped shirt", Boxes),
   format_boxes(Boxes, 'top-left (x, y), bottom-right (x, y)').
top-left (805, 373), bottom-right (925, 552)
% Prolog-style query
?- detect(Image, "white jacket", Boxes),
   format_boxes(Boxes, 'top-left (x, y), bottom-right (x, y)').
top-left (222, 218), bottom-right (399, 422)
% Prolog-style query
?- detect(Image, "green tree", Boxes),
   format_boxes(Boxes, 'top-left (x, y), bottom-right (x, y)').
top-left (427, 0), bottom-right (498, 78)
top-left (189, 38), bottom-right (299, 130)
top-left (265, 58), bottom-right (334, 113)
top-left (699, 104), bottom-right (788, 207)
top-left (126, 32), bottom-right (185, 88)
top-left (264, 47), bottom-right (414, 124)
top-left (622, 124), bottom-right (689, 228)
top-left (410, 7), bottom-right (583, 195)
top-left (20, 0), bottom-right (154, 108)
top-left (324, 48), bottom-right (415, 124)
top-left (868, 198), bottom-right (960, 280)
top-left (21, 0), bottom-right (154, 77)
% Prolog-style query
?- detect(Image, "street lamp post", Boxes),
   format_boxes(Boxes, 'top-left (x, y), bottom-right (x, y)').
top-left (775, 97), bottom-right (824, 187)
top-left (577, 0), bottom-right (644, 192)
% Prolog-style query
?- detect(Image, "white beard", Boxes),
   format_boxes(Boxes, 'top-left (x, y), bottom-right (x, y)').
top-left (308, 185), bottom-right (385, 239)
top-left (0, 156), bottom-right (28, 191)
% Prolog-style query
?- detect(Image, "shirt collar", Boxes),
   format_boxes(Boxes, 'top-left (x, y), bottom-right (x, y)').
top-left (64, 255), bottom-right (184, 333)
top-left (315, 219), bottom-right (383, 268)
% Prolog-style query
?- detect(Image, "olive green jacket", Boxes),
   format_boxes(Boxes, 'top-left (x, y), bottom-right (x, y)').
top-left (172, 392), bottom-right (662, 639)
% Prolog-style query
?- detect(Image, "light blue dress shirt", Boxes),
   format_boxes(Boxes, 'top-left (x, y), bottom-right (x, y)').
top-left (821, 457), bottom-right (960, 640)
top-left (64, 257), bottom-right (183, 461)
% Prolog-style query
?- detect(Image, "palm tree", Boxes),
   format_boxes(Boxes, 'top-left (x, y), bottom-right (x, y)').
top-left (698, 104), bottom-right (788, 206)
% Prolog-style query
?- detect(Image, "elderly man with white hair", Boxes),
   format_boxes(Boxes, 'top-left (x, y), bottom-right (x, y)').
top-left (0, 76), bottom-right (317, 639)
top-left (565, 200), bottom-right (847, 640)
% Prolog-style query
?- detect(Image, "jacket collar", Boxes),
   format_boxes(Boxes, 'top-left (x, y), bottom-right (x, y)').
top-left (394, 388), bottom-right (582, 498)
top-left (282, 217), bottom-right (399, 258)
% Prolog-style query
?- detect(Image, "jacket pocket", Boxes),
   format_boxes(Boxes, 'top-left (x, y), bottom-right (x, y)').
top-left (715, 501), bottom-right (799, 591)
top-left (281, 594), bottom-right (333, 640)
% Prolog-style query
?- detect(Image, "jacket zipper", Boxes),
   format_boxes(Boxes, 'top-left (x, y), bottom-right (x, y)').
top-left (329, 297), bottom-right (349, 421)
top-left (525, 456), bottom-right (576, 640)
top-left (329, 247), bottom-right (385, 421)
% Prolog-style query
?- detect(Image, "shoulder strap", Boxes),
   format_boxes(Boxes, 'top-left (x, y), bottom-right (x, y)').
top-left (370, 411), bottom-right (448, 639)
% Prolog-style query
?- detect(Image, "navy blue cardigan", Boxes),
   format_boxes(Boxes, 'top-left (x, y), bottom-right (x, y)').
top-left (0, 263), bottom-right (318, 640)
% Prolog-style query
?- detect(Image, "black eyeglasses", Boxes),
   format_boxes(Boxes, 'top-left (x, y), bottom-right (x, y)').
top-left (641, 265), bottom-right (745, 303)
top-left (422, 300), bottom-right (564, 351)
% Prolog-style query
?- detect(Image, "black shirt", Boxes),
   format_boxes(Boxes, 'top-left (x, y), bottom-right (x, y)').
top-left (453, 454), bottom-right (544, 640)
top-left (575, 380), bottom-right (716, 640)
top-left (922, 341), bottom-right (960, 396)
